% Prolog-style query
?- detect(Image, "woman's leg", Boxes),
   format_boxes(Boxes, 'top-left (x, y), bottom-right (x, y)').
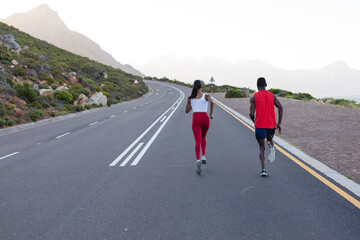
top-left (200, 115), bottom-right (210, 156)
top-left (192, 117), bottom-right (202, 160)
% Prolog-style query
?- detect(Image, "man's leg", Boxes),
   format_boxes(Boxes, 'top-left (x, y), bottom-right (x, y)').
top-left (266, 128), bottom-right (275, 147)
top-left (257, 138), bottom-right (266, 169)
top-left (267, 137), bottom-right (274, 148)
top-left (266, 128), bottom-right (277, 163)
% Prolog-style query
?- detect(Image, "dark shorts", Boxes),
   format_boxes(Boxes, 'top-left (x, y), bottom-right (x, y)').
top-left (255, 128), bottom-right (275, 140)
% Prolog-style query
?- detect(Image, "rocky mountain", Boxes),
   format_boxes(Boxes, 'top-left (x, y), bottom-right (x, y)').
top-left (0, 21), bottom-right (147, 128)
top-left (139, 56), bottom-right (360, 96)
top-left (1, 4), bottom-right (144, 77)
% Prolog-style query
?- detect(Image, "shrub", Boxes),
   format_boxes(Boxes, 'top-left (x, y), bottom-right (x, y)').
top-left (46, 77), bottom-right (55, 84)
top-left (0, 43), bottom-right (12, 64)
top-left (225, 89), bottom-right (247, 98)
top-left (50, 112), bottom-right (56, 117)
top-left (6, 104), bottom-right (14, 110)
top-left (75, 105), bottom-right (83, 112)
top-left (41, 102), bottom-right (51, 108)
top-left (54, 90), bottom-right (73, 104)
top-left (69, 90), bottom-right (79, 101)
top-left (85, 104), bottom-right (91, 109)
top-left (30, 100), bottom-right (42, 109)
top-left (328, 99), bottom-right (359, 108)
top-left (15, 110), bottom-right (22, 118)
top-left (15, 83), bottom-right (37, 103)
top-left (0, 103), bottom-right (5, 117)
top-left (268, 88), bottom-right (293, 97)
top-left (0, 117), bottom-right (4, 128)
top-left (6, 78), bottom-right (14, 87)
top-left (293, 93), bottom-right (314, 101)
top-left (78, 88), bottom-right (90, 96)
top-left (13, 66), bottom-right (26, 77)
top-left (29, 109), bottom-right (44, 122)
top-left (66, 104), bottom-right (84, 112)
top-left (65, 104), bottom-right (75, 112)
top-left (5, 117), bottom-right (14, 126)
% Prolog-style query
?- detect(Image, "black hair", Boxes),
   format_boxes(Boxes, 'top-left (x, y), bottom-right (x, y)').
top-left (189, 80), bottom-right (202, 99)
top-left (257, 77), bottom-right (267, 88)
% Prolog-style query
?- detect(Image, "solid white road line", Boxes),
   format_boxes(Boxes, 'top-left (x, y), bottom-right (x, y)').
top-left (109, 106), bottom-right (177, 166)
top-left (133, 107), bottom-right (137, 109)
top-left (55, 132), bottom-right (70, 139)
top-left (131, 91), bottom-right (184, 166)
top-left (0, 152), bottom-right (19, 160)
top-left (109, 87), bottom-right (184, 167)
top-left (160, 116), bottom-right (167, 123)
top-left (89, 121), bottom-right (98, 126)
top-left (110, 115), bottom-right (116, 118)
top-left (120, 142), bottom-right (144, 167)
top-left (124, 110), bottom-right (128, 113)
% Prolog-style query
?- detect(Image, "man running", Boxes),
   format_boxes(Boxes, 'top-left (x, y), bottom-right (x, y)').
top-left (249, 77), bottom-right (283, 176)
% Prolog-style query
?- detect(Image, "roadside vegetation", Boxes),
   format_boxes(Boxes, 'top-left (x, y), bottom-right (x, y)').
top-left (0, 22), bottom-right (148, 128)
top-left (268, 88), bottom-right (360, 108)
top-left (145, 76), bottom-right (252, 98)
top-left (145, 76), bottom-right (359, 108)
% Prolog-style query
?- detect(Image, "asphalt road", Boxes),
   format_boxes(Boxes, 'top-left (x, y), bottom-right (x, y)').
top-left (0, 80), bottom-right (359, 240)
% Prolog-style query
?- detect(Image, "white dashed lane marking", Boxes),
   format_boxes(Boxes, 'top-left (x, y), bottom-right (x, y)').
top-left (55, 132), bottom-right (70, 139)
top-left (0, 152), bottom-right (19, 160)
top-left (89, 121), bottom-right (98, 126)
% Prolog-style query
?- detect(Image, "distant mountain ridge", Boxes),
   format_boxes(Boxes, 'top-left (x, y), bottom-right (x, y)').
top-left (139, 56), bottom-right (360, 96)
top-left (1, 4), bottom-right (144, 77)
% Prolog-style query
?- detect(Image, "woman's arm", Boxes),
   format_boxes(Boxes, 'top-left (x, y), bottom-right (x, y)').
top-left (185, 98), bottom-right (192, 113)
top-left (205, 95), bottom-right (214, 119)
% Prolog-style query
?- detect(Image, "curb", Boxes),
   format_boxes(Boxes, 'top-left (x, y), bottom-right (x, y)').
top-left (213, 97), bottom-right (360, 198)
top-left (0, 89), bottom-right (153, 136)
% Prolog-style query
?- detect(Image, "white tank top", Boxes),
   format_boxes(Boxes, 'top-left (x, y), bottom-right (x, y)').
top-left (191, 94), bottom-right (208, 112)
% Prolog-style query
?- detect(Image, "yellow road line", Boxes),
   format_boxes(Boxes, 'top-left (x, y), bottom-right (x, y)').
top-left (215, 101), bottom-right (360, 210)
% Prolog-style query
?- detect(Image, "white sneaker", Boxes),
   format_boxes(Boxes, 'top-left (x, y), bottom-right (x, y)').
top-left (201, 155), bottom-right (207, 164)
top-left (196, 160), bottom-right (202, 175)
top-left (268, 146), bottom-right (276, 163)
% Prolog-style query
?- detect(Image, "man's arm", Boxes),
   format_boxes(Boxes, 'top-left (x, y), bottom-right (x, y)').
top-left (249, 96), bottom-right (255, 123)
top-left (274, 95), bottom-right (283, 134)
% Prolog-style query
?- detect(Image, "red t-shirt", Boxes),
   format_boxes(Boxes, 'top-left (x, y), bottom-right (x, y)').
top-left (254, 90), bottom-right (276, 129)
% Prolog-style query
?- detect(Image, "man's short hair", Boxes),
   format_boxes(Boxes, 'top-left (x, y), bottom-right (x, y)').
top-left (257, 77), bottom-right (267, 88)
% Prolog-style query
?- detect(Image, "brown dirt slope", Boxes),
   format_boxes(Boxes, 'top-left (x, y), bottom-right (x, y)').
top-left (212, 93), bottom-right (360, 184)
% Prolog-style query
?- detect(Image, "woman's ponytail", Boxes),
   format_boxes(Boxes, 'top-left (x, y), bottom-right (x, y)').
top-left (188, 80), bottom-right (202, 99)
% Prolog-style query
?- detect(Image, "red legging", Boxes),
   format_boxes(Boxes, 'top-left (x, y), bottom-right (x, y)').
top-left (192, 112), bottom-right (210, 160)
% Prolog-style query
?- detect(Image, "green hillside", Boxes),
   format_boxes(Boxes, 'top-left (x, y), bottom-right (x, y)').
top-left (0, 22), bottom-right (147, 128)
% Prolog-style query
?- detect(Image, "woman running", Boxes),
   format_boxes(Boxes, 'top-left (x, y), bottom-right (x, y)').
top-left (186, 80), bottom-right (214, 175)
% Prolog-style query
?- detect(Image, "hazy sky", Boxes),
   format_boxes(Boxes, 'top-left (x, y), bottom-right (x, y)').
top-left (1, 0), bottom-right (360, 70)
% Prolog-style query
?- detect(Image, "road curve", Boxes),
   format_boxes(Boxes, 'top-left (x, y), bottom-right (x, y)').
top-left (0, 80), bottom-right (359, 240)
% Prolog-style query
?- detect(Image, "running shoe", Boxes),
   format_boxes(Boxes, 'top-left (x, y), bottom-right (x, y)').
top-left (268, 146), bottom-right (276, 163)
top-left (196, 160), bottom-right (202, 175)
top-left (260, 169), bottom-right (268, 176)
top-left (201, 155), bottom-right (207, 164)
